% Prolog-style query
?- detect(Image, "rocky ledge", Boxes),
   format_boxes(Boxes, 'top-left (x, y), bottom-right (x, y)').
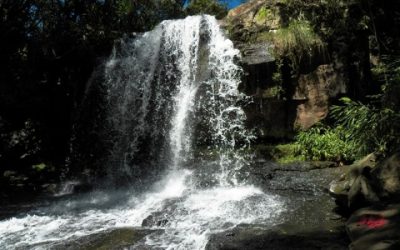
top-left (206, 162), bottom-right (349, 249)
top-left (329, 152), bottom-right (400, 249)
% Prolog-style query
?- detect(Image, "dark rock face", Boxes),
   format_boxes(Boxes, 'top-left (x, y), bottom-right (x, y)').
top-left (240, 43), bottom-right (275, 66)
top-left (293, 64), bottom-right (346, 130)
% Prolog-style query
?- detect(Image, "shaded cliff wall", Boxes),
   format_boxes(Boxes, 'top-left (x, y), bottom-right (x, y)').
top-left (222, 0), bottom-right (400, 141)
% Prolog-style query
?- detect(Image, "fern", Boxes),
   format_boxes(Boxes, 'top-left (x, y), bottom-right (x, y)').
top-left (331, 97), bottom-right (400, 157)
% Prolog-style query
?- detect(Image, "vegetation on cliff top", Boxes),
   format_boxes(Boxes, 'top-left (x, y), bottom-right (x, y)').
top-left (272, 19), bottom-right (324, 69)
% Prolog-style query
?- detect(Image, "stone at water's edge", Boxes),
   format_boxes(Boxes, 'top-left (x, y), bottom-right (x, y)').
top-left (373, 153), bottom-right (400, 198)
top-left (330, 152), bottom-right (400, 212)
top-left (207, 162), bottom-right (349, 249)
top-left (329, 153), bottom-right (379, 212)
top-left (329, 153), bottom-right (400, 249)
top-left (346, 204), bottom-right (400, 250)
top-left (206, 224), bottom-right (348, 250)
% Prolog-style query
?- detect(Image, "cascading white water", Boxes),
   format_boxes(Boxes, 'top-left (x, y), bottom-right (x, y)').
top-left (0, 15), bottom-right (284, 250)
top-left (104, 15), bottom-right (253, 177)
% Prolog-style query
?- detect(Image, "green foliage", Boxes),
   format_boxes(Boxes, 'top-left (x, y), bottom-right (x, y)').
top-left (372, 56), bottom-right (400, 82)
top-left (295, 54), bottom-right (400, 162)
top-left (255, 6), bottom-right (272, 23)
top-left (32, 163), bottom-right (47, 172)
top-left (261, 85), bottom-right (284, 99)
top-left (294, 124), bottom-right (356, 162)
top-left (331, 98), bottom-right (400, 157)
top-left (247, 144), bottom-right (304, 163)
top-left (185, 0), bottom-right (228, 19)
top-left (274, 144), bottom-right (305, 164)
top-left (272, 19), bottom-right (324, 67)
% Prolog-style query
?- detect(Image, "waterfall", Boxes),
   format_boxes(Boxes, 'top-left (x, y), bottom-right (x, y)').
top-left (0, 16), bottom-right (284, 250)
top-left (104, 15), bottom-right (253, 180)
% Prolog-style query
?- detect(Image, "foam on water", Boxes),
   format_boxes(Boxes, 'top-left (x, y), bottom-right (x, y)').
top-left (0, 170), bottom-right (284, 249)
top-left (0, 15), bottom-right (285, 249)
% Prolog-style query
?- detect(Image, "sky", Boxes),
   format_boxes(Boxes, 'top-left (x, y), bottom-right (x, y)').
top-left (225, 0), bottom-right (243, 9)
top-left (183, 1), bottom-right (244, 10)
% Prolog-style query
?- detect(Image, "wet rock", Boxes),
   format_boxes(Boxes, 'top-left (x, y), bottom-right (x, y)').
top-left (329, 153), bottom-right (378, 211)
top-left (141, 198), bottom-right (185, 228)
top-left (346, 204), bottom-right (400, 250)
top-left (41, 183), bottom-right (58, 194)
top-left (221, 0), bottom-right (375, 138)
top-left (142, 213), bottom-right (169, 227)
top-left (330, 153), bottom-right (400, 212)
top-left (240, 42), bottom-right (275, 65)
top-left (373, 153), bottom-right (400, 198)
top-left (207, 222), bottom-right (348, 250)
top-left (49, 227), bottom-right (158, 250)
top-left (238, 161), bottom-right (343, 194)
top-left (207, 161), bottom-right (349, 249)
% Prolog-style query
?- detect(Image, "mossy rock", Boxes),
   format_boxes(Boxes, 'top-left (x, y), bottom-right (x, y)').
top-left (251, 143), bottom-right (304, 164)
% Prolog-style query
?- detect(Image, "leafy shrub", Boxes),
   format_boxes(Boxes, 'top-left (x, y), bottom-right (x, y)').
top-left (331, 97), bottom-right (400, 157)
top-left (294, 123), bottom-right (356, 162)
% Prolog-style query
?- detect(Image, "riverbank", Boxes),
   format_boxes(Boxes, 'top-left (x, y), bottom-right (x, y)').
top-left (0, 160), bottom-right (350, 249)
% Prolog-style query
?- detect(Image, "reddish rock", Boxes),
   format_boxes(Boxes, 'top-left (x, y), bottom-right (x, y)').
top-left (293, 64), bottom-right (346, 130)
top-left (346, 204), bottom-right (400, 250)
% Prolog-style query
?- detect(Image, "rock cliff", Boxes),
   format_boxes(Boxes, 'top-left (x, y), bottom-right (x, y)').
top-left (222, 0), bottom-right (386, 140)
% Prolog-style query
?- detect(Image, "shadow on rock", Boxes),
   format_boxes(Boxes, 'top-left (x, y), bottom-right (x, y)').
top-left (347, 204), bottom-right (400, 250)
top-left (206, 223), bottom-right (349, 250)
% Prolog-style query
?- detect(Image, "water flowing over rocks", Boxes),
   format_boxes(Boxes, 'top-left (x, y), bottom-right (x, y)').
top-left (44, 228), bottom-right (158, 250)
top-left (1, 0), bottom-right (400, 249)
top-left (0, 15), bottom-right (288, 250)
top-left (206, 162), bottom-right (349, 249)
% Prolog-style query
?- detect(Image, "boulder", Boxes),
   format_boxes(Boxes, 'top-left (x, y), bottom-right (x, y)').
top-left (330, 153), bottom-right (400, 212)
top-left (329, 153), bottom-right (378, 211)
top-left (346, 204), bottom-right (400, 250)
top-left (372, 153), bottom-right (400, 198)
